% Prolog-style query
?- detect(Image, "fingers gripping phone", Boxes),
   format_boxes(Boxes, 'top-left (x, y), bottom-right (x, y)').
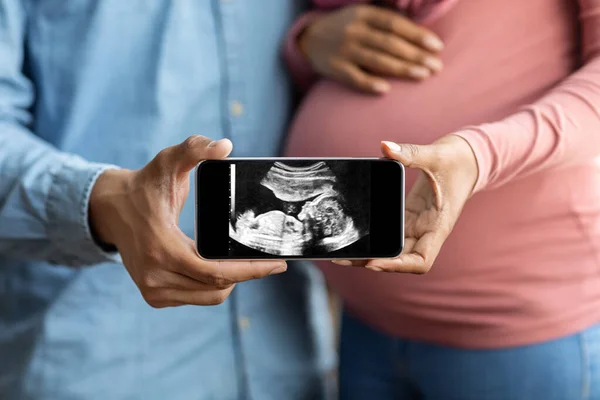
top-left (195, 158), bottom-right (404, 260)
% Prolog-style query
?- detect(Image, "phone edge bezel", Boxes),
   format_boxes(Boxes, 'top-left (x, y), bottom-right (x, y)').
top-left (194, 157), bottom-right (405, 261)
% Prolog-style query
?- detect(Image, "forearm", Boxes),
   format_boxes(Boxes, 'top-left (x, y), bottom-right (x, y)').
top-left (453, 0), bottom-right (600, 193)
top-left (0, 0), bottom-right (121, 266)
top-left (455, 58), bottom-right (600, 193)
top-left (0, 122), bottom-right (121, 266)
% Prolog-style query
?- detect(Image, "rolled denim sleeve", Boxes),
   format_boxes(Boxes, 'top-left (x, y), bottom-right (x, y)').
top-left (0, 1), bottom-right (120, 266)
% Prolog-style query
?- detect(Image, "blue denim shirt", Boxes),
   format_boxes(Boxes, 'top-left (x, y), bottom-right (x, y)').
top-left (0, 1), bottom-right (334, 399)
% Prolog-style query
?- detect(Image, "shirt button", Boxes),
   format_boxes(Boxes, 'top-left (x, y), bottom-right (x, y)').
top-left (230, 101), bottom-right (244, 117)
top-left (239, 317), bottom-right (251, 331)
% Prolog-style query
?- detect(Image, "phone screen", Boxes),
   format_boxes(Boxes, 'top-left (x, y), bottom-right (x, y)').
top-left (196, 158), bottom-right (403, 260)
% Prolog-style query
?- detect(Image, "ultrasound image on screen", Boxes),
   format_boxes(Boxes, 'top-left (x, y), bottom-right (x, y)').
top-left (228, 161), bottom-right (370, 257)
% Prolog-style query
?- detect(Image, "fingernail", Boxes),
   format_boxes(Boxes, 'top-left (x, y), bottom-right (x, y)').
top-left (423, 57), bottom-right (443, 72)
top-left (372, 81), bottom-right (390, 93)
top-left (408, 66), bottom-right (431, 79)
top-left (423, 36), bottom-right (444, 51)
top-left (269, 265), bottom-right (287, 275)
top-left (332, 260), bottom-right (352, 266)
top-left (383, 141), bottom-right (401, 153)
top-left (367, 264), bottom-right (383, 272)
top-left (207, 140), bottom-right (219, 148)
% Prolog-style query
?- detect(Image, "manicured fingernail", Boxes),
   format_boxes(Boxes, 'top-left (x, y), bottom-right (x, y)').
top-left (423, 36), bottom-right (444, 51)
top-left (383, 141), bottom-right (401, 152)
top-left (423, 57), bottom-right (443, 72)
top-left (332, 260), bottom-right (352, 266)
top-left (269, 265), bottom-right (287, 275)
top-left (409, 66), bottom-right (430, 79)
top-left (367, 265), bottom-right (383, 272)
top-left (372, 81), bottom-right (390, 93)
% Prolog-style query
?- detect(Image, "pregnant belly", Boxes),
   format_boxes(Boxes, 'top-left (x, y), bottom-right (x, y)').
top-left (285, 67), bottom-right (553, 162)
top-left (286, 80), bottom-right (447, 159)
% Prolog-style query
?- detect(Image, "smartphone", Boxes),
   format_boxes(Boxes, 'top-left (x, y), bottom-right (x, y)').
top-left (195, 158), bottom-right (404, 260)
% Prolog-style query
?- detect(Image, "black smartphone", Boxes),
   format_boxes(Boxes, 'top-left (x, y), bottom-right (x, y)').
top-left (195, 158), bottom-right (404, 260)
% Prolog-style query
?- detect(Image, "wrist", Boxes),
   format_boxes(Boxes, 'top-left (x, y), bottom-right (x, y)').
top-left (298, 30), bottom-right (310, 59)
top-left (296, 13), bottom-right (323, 60)
top-left (438, 134), bottom-right (479, 195)
top-left (89, 168), bottom-right (133, 248)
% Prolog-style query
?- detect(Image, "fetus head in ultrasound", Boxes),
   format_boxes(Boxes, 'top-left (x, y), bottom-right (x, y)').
top-left (229, 161), bottom-right (370, 256)
top-left (299, 196), bottom-right (345, 238)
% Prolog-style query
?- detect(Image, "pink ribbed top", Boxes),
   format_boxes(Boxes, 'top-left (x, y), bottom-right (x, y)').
top-left (284, 0), bottom-right (600, 348)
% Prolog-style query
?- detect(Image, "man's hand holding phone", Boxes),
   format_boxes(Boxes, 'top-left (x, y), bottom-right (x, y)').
top-left (88, 136), bottom-right (287, 308)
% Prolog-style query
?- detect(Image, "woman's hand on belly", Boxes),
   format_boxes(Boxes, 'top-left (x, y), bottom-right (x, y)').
top-left (298, 4), bottom-right (444, 94)
top-left (333, 135), bottom-right (478, 274)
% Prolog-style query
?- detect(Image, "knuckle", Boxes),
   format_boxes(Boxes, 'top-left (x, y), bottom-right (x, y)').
top-left (357, 77), bottom-right (373, 90)
top-left (415, 28), bottom-right (430, 41)
top-left (350, 73), bottom-right (365, 86)
top-left (369, 53), bottom-right (386, 67)
top-left (401, 46), bottom-right (421, 62)
top-left (207, 291), bottom-right (229, 306)
top-left (405, 143), bottom-right (420, 158)
top-left (182, 135), bottom-right (202, 151)
top-left (392, 63), bottom-right (408, 75)
top-left (413, 264), bottom-right (432, 275)
top-left (414, 51), bottom-right (428, 63)
top-left (377, 33), bottom-right (393, 48)
top-left (146, 300), bottom-right (164, 309)
top-left (204, 271), bottom-right (234, 289)
top-left (247, 270), bottom-right (265, 281)
top-left (419, 257), bottom-right (435, 274)
top-left (351, 5), bottom-right (368, 19)
top-left (342, 23), bottom-right (360, 40)
top-left (384, 18), bottom-right (398, 32)
top-left (154, 148), bottom-right (171, 168)
top-left (144, 246), bottom-right (165, 266)
top-left (156, 147), bottom-right (170, 160)
top-left (140, 276), bottom-right (157, 290)
top-left (359, 78), bottom-right (375, 90)
top-left (140, 270), bottom-right (163, 290)
top-left (141, 290), bottom-right (165, 308)
top-left (414, 30), bottom-right (430, 44)
top-left (422, 262), bottom-right (433, 273)
top-left (364, 51), bottom-right (377, 63)
top-left (214, 279), bottom-right (234, 290)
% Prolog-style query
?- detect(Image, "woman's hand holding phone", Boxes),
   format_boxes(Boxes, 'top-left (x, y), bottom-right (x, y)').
top-left (334, 136), bottom-right (478, 273)
top-left (298, 4), bottom-right (444, 94)
top-left (88, 136), bottom-right (287, 308)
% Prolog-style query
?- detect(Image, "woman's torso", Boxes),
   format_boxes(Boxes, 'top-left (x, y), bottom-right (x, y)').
top-left (285, 0), bottom-right (600, 348)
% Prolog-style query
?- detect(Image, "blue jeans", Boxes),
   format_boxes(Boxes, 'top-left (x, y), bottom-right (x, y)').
top-left (339, 312), bottom-right (600, 400)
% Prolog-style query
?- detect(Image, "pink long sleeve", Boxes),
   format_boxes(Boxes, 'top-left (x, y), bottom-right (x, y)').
top-left (455, 0), bottom-right (600, 193)
top-left (283, 12), bottom-right (322, 93)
